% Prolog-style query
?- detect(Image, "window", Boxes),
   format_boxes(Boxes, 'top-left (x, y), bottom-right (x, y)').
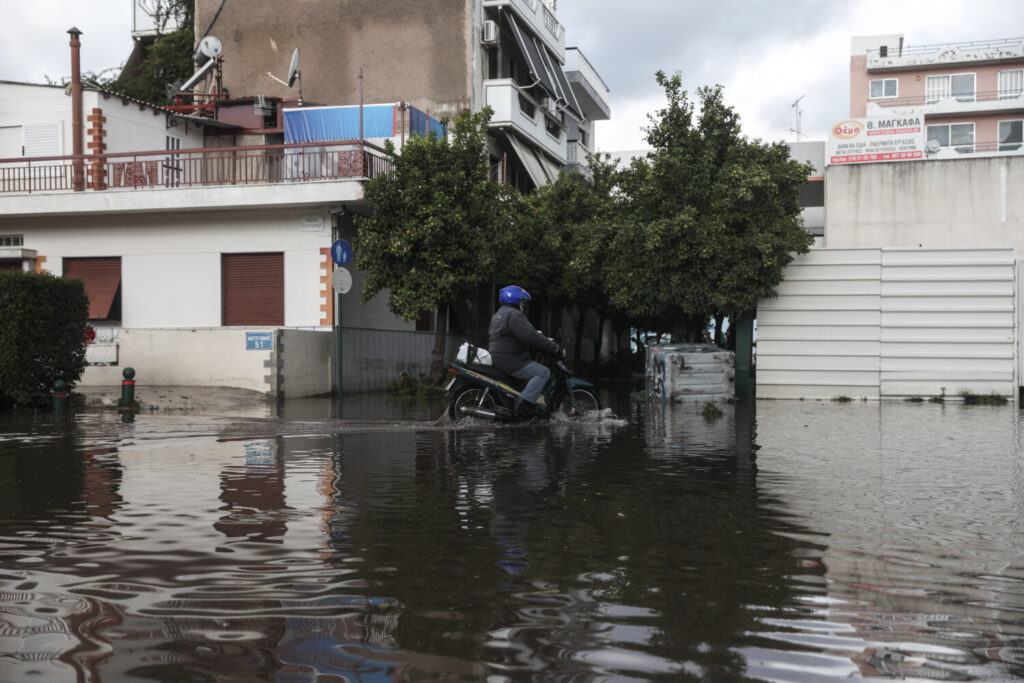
top-left (63, 257), bottom-right (122, 321)
top-left (0, 234), bottom-right (23, 247)
top-left (999, 120), bottom-right (1023, 151)
top-left (926, 73), bottom-right (975, 104)
top-left (999, 69), bottom-right (1023, 99)
top-left (926, 122), bottom-right (975, 153)
top-left (222, 252), bottom-right (284, 326)
top-left (163, 135), bottom-right (182, 187)
top-left (869, 78), bottom-right (898, 99)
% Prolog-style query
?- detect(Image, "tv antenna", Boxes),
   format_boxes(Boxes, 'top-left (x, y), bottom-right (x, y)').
top-left (790, 95), bottom-right (804, 141)
top-left (267, 47), bottom-right (302, 105)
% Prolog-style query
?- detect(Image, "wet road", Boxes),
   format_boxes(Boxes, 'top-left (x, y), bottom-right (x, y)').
top-left (2, 392), bottom-right (1024, 681)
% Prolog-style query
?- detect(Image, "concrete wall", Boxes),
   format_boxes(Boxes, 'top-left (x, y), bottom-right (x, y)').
top-left (194, 0), bottom-right (473, 115)
top-left (83, 328), bottom-right (274, 391)
top-left (0, 84), bottom-right (203, 160)
top-left (278, 329), bottom-right (334, 397)
top-left (825, 156), bottom-right (1024, 256)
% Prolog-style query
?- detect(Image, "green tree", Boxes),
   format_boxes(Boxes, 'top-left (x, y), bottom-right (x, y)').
top-left (517, 154), bottom-right (625, 362)
top-left (354, 108), bottom-right (508, 382)
top-left (0, 272), bottom-right (89, 409)
top-left (609, 72), bottom-right (813, 341)
top-left (50, 0), bottom-right (195, 105)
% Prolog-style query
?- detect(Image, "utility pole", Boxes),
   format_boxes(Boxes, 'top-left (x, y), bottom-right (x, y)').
top-left (790, 95), bottom-right (804, 142)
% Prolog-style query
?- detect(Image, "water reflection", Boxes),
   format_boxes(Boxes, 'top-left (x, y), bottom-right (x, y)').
top-left (1, 398), bottom-right (1024, 680)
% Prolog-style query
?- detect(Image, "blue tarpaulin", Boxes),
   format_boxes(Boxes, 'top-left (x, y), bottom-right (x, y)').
top-left (284, 104), bottom-right (445, 143)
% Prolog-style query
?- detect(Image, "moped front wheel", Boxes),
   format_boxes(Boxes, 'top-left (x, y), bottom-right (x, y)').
top-left (448, 386), bottom-right (498, 420)
top-left (556, 388), bottom-right (600, 419)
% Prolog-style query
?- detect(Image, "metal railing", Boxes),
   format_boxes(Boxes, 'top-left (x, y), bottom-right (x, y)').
top-left (0, 140), bottom-right (392, 195)
top-left (869, 88), bottom-right (1024, 108)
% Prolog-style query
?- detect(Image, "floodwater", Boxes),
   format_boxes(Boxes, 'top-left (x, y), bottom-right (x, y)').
top-left (2, 392), bottom-right (1024, 682)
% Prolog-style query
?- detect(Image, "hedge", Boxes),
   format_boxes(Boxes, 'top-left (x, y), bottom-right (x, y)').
top-left (0, 271), bottom-right (89, 408)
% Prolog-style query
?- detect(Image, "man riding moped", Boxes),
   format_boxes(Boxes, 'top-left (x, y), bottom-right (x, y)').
top-left (488, 285), bottom-right (564, 419)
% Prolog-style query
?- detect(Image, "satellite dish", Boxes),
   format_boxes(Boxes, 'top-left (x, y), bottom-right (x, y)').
top-left (287, 48), bottom-right (300, 88)
top-left (194, 36), bottom-right (222, 65)
top-left (926, 139), bottom-right (941, 154)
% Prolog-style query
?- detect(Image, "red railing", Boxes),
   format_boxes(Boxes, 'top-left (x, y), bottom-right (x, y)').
top-left (0, 140), bottom-right (392, 194)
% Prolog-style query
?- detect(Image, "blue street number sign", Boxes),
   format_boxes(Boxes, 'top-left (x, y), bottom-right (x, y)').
top-left (246, 331), bottom-right (274, 350)
top-left (331, 239), bottom-right (353, 266)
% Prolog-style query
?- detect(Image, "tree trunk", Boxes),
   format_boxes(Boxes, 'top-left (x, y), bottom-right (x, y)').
top-left (430, 301), bottom-right (448, 384)
top-left (449, 296), bottom-right (482, 346)
top-left (573, 306), bottom-right (585, 364)
top-left (714, 313), bottom-right (725, 346)
top-left (592, 307), bottom-right (607, 363)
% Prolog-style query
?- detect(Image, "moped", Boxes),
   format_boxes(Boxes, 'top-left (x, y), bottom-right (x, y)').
top-left (445, 348), bottom-right (600, 422)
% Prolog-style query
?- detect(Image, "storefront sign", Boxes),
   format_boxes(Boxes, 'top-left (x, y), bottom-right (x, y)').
top-left (826, 117), bottom-right (925, 165)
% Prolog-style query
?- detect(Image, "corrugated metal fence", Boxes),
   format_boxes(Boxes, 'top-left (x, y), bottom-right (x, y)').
top-left (757, 247), bottom-right (1017, 400)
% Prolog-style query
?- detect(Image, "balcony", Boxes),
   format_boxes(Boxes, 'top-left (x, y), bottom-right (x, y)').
top-left (485, 79), bottom-right (567, 162)
top-left (865, 89), bottom-right (1024, 117)
top-left (867, 36), bottom-right (1024, 71)
top-left (564, 48), bottom-right (611, 121)
top-left (0, 141), bottom-right (390, 217)
top-left (483, 0), bottom-right (565, 56)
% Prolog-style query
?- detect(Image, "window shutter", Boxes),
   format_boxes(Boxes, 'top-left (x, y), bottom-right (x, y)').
top-left (63, 257), bottom-right (121, 320)
top-left (222, 253), bottom-right (284, 326)
top-left (23, 122), bottom-right (63, 157)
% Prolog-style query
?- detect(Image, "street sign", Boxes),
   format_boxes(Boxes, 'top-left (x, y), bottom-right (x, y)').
top-left (246, 331), bottom-right (274, 350)
top-left (331, 239), bottom-right (353, 266)
top-left (332, 267), bottom-right (353, 294)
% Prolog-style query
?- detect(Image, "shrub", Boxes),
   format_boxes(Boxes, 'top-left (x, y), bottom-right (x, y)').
top-left (0, 271), bottom-right (89, 409)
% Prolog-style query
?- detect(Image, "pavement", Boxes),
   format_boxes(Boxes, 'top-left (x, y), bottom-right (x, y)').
top-left (77, 384), bottom-right (274, 416)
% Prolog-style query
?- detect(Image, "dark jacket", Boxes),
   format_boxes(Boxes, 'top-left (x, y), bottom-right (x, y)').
top-left (488, 304), bottom-right (559, 373)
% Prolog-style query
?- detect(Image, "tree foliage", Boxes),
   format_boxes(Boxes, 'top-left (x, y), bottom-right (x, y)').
top-left (0, 272), bottom-right (89, 409)
top-left (51, 0), bottom-right (195, 106)
top-left (354, 108), bottom-right (508, 379)
top-left (607, 71), bottom-right (813, 340)
top-left (114, 0), bottom-right (196, 105)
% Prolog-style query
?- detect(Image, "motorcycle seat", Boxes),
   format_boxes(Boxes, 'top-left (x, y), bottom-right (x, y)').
top-left (466, 362), bottom-right (520, 384)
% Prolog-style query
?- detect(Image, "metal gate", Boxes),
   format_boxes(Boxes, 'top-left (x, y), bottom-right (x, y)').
top-left (757, 247), bottom-right (1016, 400)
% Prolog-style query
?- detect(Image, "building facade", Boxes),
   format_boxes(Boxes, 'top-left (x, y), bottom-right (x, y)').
top-left (850, 34), bottom-right (1023, 156)
top-left (193, 0), bottom-right (610, 190)
top-left (0, 2), bottom-right (612, 396)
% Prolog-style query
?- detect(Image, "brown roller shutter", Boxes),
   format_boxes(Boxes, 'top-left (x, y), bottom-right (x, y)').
top-left (222, 252), bottom-right (284, 326)
top-left (63, 256), bottom-right (121, 320)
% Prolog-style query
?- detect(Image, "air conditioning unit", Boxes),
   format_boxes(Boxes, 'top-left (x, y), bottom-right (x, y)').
top-left (481, 20), bottom-right (498, 45)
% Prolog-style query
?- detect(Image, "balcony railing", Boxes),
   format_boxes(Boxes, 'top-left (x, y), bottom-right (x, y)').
top-left (868, 88), bottom-right (1024, 109)
top-left (0, 140), bottom-right (391, 195)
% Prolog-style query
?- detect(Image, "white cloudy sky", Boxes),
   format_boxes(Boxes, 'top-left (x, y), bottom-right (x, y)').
top-left (2, 0), bottom-right (1022, 151)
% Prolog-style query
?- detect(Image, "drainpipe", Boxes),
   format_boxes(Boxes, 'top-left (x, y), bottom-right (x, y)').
top-left (68, 27), bottom-right (85, 192)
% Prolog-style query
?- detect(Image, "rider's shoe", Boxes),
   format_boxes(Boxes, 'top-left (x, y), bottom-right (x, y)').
top-left (514, 398), bottom-right (549, 420)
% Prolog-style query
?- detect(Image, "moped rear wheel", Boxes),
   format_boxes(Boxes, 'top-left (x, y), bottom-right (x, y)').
top-left (448, 386), bottom-right (498, 420)
top-left (557, 388), bottom-right (600, 419)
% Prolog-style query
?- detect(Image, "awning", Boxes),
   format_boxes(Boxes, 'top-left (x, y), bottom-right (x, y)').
top-left (535, 40), bottom-right (582, 119)
top-left (504, 13), bottom-right (557, 99)
top-left (507, 134), bottom-right (549, 188)
top-left (63, 257), bottom-right (121, 320)
top-left (535, 150), bottom-right (563, 182)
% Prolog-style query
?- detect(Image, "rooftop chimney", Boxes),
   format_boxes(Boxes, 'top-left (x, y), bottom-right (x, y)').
top-left (68, 27), bottom-right (84, 191)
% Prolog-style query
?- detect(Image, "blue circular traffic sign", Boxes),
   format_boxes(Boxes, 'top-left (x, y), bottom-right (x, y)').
top-left (331, 239), bottom-right (353, 266)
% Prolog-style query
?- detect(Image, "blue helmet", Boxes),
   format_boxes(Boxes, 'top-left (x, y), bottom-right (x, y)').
top-left (499, 285), bottom-right (531, 306)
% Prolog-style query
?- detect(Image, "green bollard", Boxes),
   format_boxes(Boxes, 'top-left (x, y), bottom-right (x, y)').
top-left (120, 367), bottom-right (136, 408)
top-left (52, 379), bottom-right (68, 417)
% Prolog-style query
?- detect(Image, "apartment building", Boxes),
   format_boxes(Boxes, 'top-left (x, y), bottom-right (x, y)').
top-left (850, 34), bottom-right (1023, 156)
top-left (194, 0), bottom-right (610, 189)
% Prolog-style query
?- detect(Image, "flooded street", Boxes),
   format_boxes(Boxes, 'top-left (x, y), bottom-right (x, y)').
top-left (2, 392), bottom-right (1024, 681)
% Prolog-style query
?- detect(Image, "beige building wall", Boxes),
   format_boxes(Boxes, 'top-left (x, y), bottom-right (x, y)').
top-left (825, 156), bottom-right (1024, 255)
top-left (195, 0), bottom-right (474, 116)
